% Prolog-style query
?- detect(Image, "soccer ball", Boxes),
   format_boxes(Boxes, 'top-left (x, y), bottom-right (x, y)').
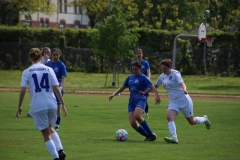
top-left (115, 129), bottom-right (128, 141)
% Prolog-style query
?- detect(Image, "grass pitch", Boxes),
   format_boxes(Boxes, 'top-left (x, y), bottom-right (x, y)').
top-left (0, 92), bottom-right (239, 160)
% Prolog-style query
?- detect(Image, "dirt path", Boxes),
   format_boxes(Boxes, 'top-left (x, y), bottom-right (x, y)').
top-left (1, 88), bottom-right (239, 101)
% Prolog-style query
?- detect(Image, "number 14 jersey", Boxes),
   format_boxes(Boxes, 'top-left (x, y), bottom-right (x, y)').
top-left (21, 63), bottom-right (59, 114)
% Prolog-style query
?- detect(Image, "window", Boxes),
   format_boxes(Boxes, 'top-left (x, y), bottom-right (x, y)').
top-left (75, 21), bottom-right (80, 28)
top-left (74, 5), bottom-right (77, 14)
top-left (58, 0), bottom-right (62, 13)
top-left (60, 21), bottom-right (65, 29)
top-left (45, 20), bottom-right (49, 28)
top-left (26, 19), bottom-right (31, 27)
top-left (64, 0), bottom-right (67, 13)
top-left (40, 19), bottom-right (44, 28)
top-left (78, 6), bottom-right (82, 14)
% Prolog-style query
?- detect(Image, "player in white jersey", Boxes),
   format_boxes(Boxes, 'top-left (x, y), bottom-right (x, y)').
top-left (154, 59), bottom-right (211, 144)
top-left (27, 47), bottom-right (51, 117)
top-left (16, 48), bottom-right (67, 160)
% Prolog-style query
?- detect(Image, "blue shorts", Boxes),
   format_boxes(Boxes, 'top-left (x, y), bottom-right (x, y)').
top-left (128, 99), bottom-right (146, 112)
top-left (54, 88), bottom-right (64, 104)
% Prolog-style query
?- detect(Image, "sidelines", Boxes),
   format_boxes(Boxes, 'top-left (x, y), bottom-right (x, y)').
top-left (1, 88), bottom-right (239, 101)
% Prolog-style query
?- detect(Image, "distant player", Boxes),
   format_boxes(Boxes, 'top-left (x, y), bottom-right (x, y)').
top-left (155, 59), bottom-right (211, 144)
top-left (16, 48), bottom-right (67, 159)
top-left (130, 48), bottom-right (151, 118)
top-left (46, 48), bottom-right (67, 131)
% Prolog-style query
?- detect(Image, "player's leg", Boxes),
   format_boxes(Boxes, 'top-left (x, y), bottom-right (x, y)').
top-left (54, 88), bottom-right (64, 130)
top-left (49, 108), bottom-right (66, 160)
top-left (134, 101), bottom-right (157, 141)
top-left (32, 110), bottom-right (59, 159)
top-left (164, 108), bottom-right (179, 144)
top-left (55, 104), bottom-right (61, 130)
top-left (182, 96), bottom-right (211, 129)
top-left (145, 99), bottom-right (149, 119)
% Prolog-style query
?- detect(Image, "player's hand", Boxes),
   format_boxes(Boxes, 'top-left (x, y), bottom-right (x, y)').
top-left (155, 97), bottom-right (161, 105)
top-left (183, 89), bottom-right (188, 94)
top-left (61, 105), bottom-right (67, 117)
top-left (109, 94), bottom-right (114, 102)
top-left (139, 91), bottom-right (145, 94)
top-left (16, 107), bottom-right (22, 118)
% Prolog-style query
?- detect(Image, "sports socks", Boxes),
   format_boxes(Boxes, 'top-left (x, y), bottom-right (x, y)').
top-left (51, 132), bottom-right (63, 151)
top-left (136, 125), bottom-right (150, 137)
top-left (45, 140), bottom-right (59, 159)
top-left (140, 120), bottom-right (152, 135)
top-left (195, 116), bottom-right (207, 124)
top-left (56, 117), bottom-right (61, 126)
top-left (168, 121), bottom-right (177, 138)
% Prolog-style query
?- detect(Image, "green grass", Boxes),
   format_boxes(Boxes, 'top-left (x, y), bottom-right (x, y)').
top-left (0, 92), bottom-right (239, 160)
top-left (0, 70), bottom-right (240, 95)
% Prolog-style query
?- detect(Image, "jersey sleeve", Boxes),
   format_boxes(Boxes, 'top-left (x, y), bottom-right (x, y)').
top-left (21, 70), bottom-right (28, 87)
top-left (175, 71), bottom-right (184, 84)
top-left (48, 67), bottom-right (59, 86)
top-left (145, 61), bottom-right (150, 71)
top-left (123, 75), bottom-right (130, 87)
top-left (61, 62), bottom-right (67, 77)
top-left (155, 74), bottom-right (163, 87)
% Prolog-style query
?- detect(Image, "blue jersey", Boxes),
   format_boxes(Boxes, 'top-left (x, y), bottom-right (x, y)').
top-left (46, 60), bottom-right (67, 84)
top-left (123, 74), bottom-right (153, 104)
top-left (130, 60), bottom-right (150, 76)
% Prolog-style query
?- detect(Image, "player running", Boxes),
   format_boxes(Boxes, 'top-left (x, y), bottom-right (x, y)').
top-left (154, 59), bottom-right (211, 144)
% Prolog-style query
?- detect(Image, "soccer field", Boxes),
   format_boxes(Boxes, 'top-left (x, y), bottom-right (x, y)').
top-left (0, 92), bottom-right (239, 160)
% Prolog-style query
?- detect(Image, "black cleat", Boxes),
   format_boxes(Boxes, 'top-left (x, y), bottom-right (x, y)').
top-left (58, 149), bottom-right (66, 160)
top-left (144, 133), bottom-right (157, 141)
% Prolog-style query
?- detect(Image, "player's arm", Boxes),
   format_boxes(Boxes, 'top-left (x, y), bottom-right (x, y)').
top-left (53, 86), bottom-right (67, 117)
top-left (109, 86), bottom-right (126, 101)
top-left (180, 82), bottom-right (188, 94)
top-left (147, 70), bottom-right (151, 79)
top-left (60, 76), bottom-right (66, 88)
top-left (16, 87), bottom-right (26, 118)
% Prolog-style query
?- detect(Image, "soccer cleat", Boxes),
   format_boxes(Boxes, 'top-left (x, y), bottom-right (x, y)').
top-left (144, 133), bottom-right (157, 141)
top-left (27, 113), bottom-right (32, 117)
top-left (55, 125), bottom-right (59, 131)
top-left (164, 136), bottom-right (178, 144)
top-left (54, 158), bottom-right (59, 160)
top-left (204, 115), bottom-right (211, 130)
top-left (145, 114), bottom-right (149, 119)
top-left (58, 150), bottom-right (66, 160)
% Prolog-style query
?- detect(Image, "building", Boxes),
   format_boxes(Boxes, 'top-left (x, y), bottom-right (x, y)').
top-left (19, 0), bottom-right (90, 29)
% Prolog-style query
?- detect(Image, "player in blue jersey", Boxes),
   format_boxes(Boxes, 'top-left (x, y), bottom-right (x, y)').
top-left (16, 48), bottom-right (67, 160)
top-left (46, 48), bottom-right (67, 131)
top-left (109, 61), bottom-right (160, 141)
top-left (130, 49), bottom-right (151, 118)
top-left (155, 59), bottom-right (211, 144)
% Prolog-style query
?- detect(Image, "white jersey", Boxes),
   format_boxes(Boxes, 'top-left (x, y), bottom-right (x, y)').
top-left (40, 57), bottom-right (50, 64)
top-left (21, 63), bottom-right (59, 114)
top-left (155, 69), bottom-right (187, 103)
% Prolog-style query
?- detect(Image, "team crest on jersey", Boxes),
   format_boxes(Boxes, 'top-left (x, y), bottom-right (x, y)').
top-left (135, 79), bottom-right (139, 83)
top-left (54, 67), bottom-right (59, 72)
top-left (169, 76), bottom-right (172, 80)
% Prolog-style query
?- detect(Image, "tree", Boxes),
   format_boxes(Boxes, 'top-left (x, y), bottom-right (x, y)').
top-left (89, 0), bottom-right (139, 86)
top-left (71, 0), bottom-right (110, 28)
top-left (0, 0), bottom-right (56, 26)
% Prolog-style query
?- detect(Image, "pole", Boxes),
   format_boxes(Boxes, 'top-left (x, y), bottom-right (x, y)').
top-left (203, 12), bottom-right (207, 73)
top-left (172, 34), bottom-right (198, 69)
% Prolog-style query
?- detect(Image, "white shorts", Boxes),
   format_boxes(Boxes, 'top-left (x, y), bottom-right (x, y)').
top-left (31, 108), bottom-right (57, 130)
top-left (167, 94), bottom-right (194, 118)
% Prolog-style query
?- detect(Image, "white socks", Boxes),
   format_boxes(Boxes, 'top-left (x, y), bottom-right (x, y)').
top-left (195, 117), bottom-right (207, 124)
top-left (51, 131), bottom-right (63, 151)
top-left (45, 140), bottom-right (58, 159)
top-left (168, 121), bottom-right (177, 139)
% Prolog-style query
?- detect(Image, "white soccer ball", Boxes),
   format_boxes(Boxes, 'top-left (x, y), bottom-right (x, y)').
top-left (115, 129), bottom-right (128, 141)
